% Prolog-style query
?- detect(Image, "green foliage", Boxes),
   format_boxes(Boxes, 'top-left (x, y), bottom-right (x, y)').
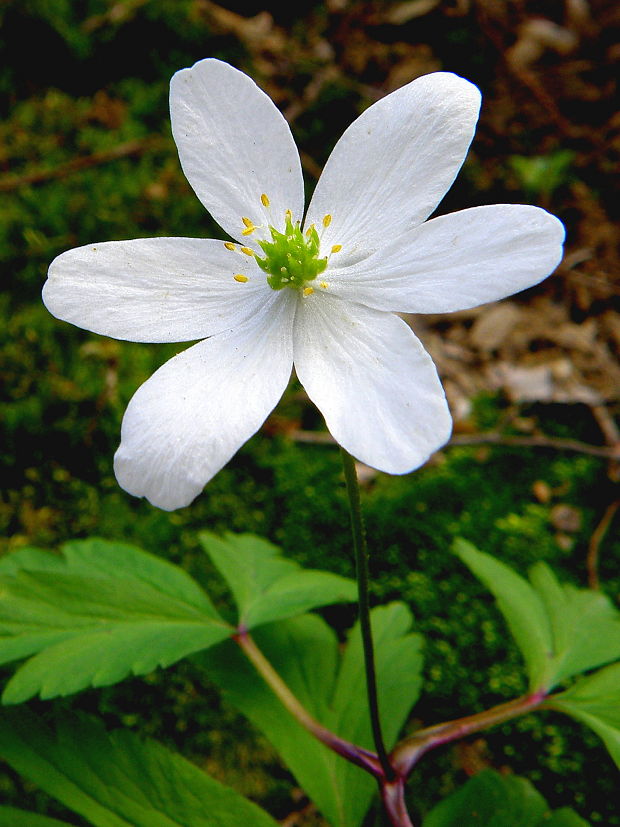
top-left (200, 604), bottom-right (423, 827)
top-left (0, 533), bottom-right (419, 825)
top-left (455, 539), bottom-right (620, 692)
top-left (0, 538), bottom-right (232, 703)
top-left (0, 808), bottom-right (75, 826)
top-left (549, 662), bottom-right (620, 769)
top-left (508, 151), bottom-right (575, 198)
top-left (0, 707), bottom-right (279, 826)
top-left (0, 532), bottom-right (359, 705)
top-left (200, 530), bottom-right (356, 628)
top-left (422, 769), bottom-right (589, 826)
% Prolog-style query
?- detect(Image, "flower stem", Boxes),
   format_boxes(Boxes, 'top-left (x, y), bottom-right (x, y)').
top-left (340, 448), bottom-right (394, 780)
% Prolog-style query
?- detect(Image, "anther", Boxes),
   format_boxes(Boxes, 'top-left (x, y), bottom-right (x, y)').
top-left (261, 193), bottom-right (270, 207)
top-left (224, 242), bottom-right (236, 251)
top-left (233, 274), bottom-right (249, 283)
top-left (319, 281), bottom-right (329, 289)
top-left (241, 217), bottom-right (255, 235)
top-left (240, 247), bottom-right (255, 256)
top-left (322, 214), bottom-right (332, 228)
top-left (303, 287), bottom-right (314, 296)
top-left (285, 209), bottom-right (292, 221)
top-left (330, 244), bottom-right (342, 254)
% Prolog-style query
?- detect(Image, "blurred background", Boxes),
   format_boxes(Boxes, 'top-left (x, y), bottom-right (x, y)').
top-left (1, 0), bottom-right (618, 824)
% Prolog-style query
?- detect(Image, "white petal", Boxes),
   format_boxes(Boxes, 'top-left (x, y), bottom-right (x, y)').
top-left (114, 291), bottom-right (296, 510)
top-left (293, 295), bottom-right (451, 473)
top-left (170, 58), bottom-right (304, 243)
top-left (43, 237), bottom-right (271, 343)
top-left (325, 205), bottom-right (565, 313)
top-left (305, 72), bottom-right (481, 266)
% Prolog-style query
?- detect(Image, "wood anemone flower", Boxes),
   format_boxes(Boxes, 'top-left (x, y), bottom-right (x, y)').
top-left (43, 58), bottom-right (565, 511)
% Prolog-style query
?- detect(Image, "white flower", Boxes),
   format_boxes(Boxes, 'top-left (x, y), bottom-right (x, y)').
top-left (43, 58), bottom-right (565, 511)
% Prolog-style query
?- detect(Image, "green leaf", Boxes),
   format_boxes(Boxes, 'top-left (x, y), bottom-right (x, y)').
top-left (422, 769), bottom-right (589, 826)
top-left (62, 538), bottom-right (220, 614)
top-left (0, 548), bottom-right (67, 576)
top-left (0, 538), bottom-right (233, 703)
top-left (199, 531), bottom-right (356, 628)
top-left (454, 539), bottom-right (620, 691)
top-left (333, 603), bottom-right (422, 749)
top-left (544, 811), bottom-right (591, 827)
top-left (529, 563), bottom-right (620, 686)
top-left (0, 708), bottom-right (279, 827)
top-left (454, 539), bottom-right (552, 688)
top-left (200, 602), bottom-right (423, 827)
top-left (0, 808), bottom-right (76, 826)
top-left (548, 662), bottom-right (620, 768)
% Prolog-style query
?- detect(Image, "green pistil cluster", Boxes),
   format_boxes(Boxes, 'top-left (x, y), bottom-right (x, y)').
top-left (256, 215), bottom-right (328, 290)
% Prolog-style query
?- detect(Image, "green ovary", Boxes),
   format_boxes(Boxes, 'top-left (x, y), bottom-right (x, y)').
top-left (256, 214), bottom-right (328, 290)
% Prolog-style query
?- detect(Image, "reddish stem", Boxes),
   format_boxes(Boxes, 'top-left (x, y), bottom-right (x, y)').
top-left (381, 777), bottom-right (415, 827)
top-left (390, 690), bottom-right (548, 777)
top-left (235, 628), bottom-right (550, 827)
top-left (234, 629), bottom-right (382, 777)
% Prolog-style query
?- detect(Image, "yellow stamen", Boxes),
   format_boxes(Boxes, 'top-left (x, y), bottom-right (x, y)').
top-left (330, 244), bottom-right (342, 254)
top-left (234, 274), bottom-right (249, 283)
top-left (261, 193), bottom-right (270, 207)
top-left (319, 281), bottom-right (329, 289)
top-left (240, 247), bottom-right (255, 256)
top-left (303, 287), bottom-right (314, 297)
top-left (224, 242), bottom-right (236, 251)
top-left (241, 215), bottom-right (256, 236)
top-left (285, 209), bottom-right (292, 221)
top-left (322, 214), bottom-right (332, 228)
top-left (305, 223), bottom-right (315, 237)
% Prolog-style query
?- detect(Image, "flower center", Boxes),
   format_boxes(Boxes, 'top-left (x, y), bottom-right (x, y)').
top-left (255, 212), bottom-right (328, 291)
top-left (225, 196), bottom-right (342, 295)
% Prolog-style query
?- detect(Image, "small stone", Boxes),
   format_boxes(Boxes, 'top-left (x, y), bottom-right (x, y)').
top-left (533, 480), bottom-right (552, 503)
top-left (550, 504), bottom-right (582, 533)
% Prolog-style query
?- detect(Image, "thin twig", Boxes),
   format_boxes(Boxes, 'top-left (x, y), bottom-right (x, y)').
top-left (448, 432), bottom-right (618, 459)
top-left (586, 499), bottom-right (619, 590)
top-left (0, 138), bottom-right (161, 192)
top-left (589, 403), bottom-right (620, 481)
top-left (287, 429), bottom-right (618, 459)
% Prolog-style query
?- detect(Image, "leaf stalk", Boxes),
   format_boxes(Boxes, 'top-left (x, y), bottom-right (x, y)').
top-left (390, 689), bottom-right (548, 776)
top-left (234, 629), bottom-right (382, 777)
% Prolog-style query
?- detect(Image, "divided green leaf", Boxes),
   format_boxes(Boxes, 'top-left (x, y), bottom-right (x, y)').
top-left (0, 538), bottom-right (233, 703)
top-left (199, 602), bottom-right (423, 827)
top-left (454, 539), bottom-right (620, 691)
top-left (200, 531), bottom-right (357, 628)
top-left (0, 708), bottom-right (279, 826)
top-left (548, 662), bottom-right (620, 769)
top-left (422, 768), bottom-right (589, 826)
top-left (0, 808), bottom-right (76, 826)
